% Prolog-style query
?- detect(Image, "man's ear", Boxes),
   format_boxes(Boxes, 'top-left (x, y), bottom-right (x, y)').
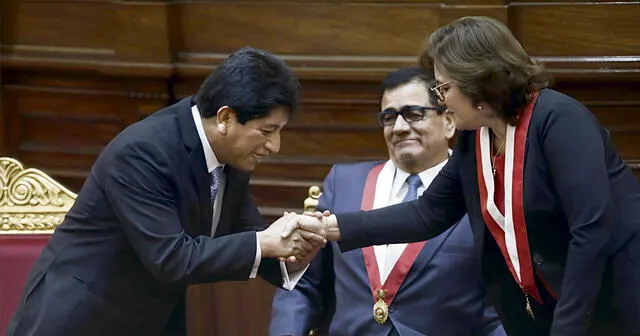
top-left (215, 106), bottom-right (236, 135)
top-left (443, 112), bottom-right (456, 139)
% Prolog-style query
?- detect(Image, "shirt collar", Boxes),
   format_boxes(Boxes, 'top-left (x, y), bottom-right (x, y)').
top-left (391, 149), bottom-right (451, 196)
top-left (191, 105), bottom-right (224, 173)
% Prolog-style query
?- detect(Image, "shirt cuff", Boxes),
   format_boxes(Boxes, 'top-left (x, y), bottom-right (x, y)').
top-left (279, 260), bottom-right (309, 291)
top-left (249, 232), bottom-right (261, 279)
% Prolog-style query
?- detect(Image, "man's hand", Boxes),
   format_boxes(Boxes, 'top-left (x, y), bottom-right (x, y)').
top-left (280, 211), bottom-right (341, 242)
top-left (284, 248), bottom-right (320, 272)
top-left (257, 213), bottom-right (327, 261)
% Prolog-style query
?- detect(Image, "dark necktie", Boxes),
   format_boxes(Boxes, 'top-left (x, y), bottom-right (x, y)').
top-left (210, 166), bottom-right (223, 206)
top-left (402, 174), bottom-right (423, 203)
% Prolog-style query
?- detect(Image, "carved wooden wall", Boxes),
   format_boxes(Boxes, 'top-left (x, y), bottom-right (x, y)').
top-left (1, 1), bottom-right (639, 335)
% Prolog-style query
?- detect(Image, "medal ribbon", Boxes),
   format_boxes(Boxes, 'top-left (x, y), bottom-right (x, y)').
top-left (475, 92), bottom-right (543, 303)
top-left (361, 164), bottom-right (426, 308)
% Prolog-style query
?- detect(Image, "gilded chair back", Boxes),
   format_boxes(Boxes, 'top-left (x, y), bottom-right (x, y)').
top-left (0, 157), bottom-right (77, 234)
top-left (0, 157), bottom-right (78, 331)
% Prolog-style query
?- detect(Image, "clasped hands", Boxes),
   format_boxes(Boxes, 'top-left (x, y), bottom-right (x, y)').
top-left (257, 210), bottom-right (340, 267)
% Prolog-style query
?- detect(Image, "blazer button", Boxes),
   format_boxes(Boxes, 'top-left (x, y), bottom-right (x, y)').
top-left (533, 253), bottom-right (544, 266)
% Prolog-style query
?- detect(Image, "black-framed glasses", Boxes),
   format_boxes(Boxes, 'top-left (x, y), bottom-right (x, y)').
top-left (430, 81), bottom-right (451, 102)
top-left (377, 105), bottom-right (443, 127)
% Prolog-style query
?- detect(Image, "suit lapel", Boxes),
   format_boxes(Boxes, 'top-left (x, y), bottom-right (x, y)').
top-left (190, 150), bottom-right (213, 236)
top-left (177, 96), bottom-right (213, 236)
top-left (411, 223), bottom-right (457, 270)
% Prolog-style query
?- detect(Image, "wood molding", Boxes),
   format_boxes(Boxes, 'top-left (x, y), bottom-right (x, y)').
top-left (6, 50), bottom-right (635, 81)
top-left (2, 83), bottom-right (170, 101)
top-left (177, 53), bottom-right (640, 81)
top-left (3, 1), bottom-right (639, 80)
top-left (0, 54), bottom-right (173, 78)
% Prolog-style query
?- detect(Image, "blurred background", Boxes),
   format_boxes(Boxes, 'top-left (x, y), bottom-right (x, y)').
top-left (1, 0), bottom-right (639, 334)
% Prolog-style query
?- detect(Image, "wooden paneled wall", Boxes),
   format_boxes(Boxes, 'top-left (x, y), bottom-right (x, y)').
top-left (1, 1), bottom-right (639, 335)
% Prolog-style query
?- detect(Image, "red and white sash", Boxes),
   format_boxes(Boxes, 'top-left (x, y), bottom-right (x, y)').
top-left (476, 93), bottom-right (542, 303)
top-left (361, 163), bottom-right (426, 308)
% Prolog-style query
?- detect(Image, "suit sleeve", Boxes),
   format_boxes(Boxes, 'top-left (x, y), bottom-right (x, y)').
top-left (270, 245), bottom-right (333, 336)
top-left (539, 100), bottom-right (613, 335)
top-left (236, 189), bottom-right (284, 288)
top-left (237, 185), bottom-right (267, 232)
top-left (104, 141), bottom-right (259, 286)
top-left (479, 302), bottom-right (507, 336)
top-left (269, 165), bottom-right (338, 336)
top-left (337, 150), bottom-right (467, 251)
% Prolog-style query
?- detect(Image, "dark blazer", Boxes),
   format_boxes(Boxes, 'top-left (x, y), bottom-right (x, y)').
top-left (335, 89), bottom-right (640, 336)
top-left (7, 97), bottom-right (282, 336)
top-left (270, 162), bottom-right (505, 336)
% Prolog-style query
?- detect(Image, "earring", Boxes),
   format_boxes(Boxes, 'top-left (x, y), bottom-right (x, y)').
top-left (218, 124), bottom-right (225, 133)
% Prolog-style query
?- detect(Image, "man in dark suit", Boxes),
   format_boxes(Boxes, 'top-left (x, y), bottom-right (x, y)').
top-left (7, 47), bottom-right (324, 336)
top-left (269, 67), bottom-right (505, 336)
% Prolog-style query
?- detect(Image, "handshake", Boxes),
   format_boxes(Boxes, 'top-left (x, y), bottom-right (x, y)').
top-left (257, 211), bottom-right (341, 266)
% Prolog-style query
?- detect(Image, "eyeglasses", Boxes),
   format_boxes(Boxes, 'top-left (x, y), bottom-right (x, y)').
top-left (377, 105), bottom-right (443, 127)
top-left (430, 81), bottom-right (451, 102)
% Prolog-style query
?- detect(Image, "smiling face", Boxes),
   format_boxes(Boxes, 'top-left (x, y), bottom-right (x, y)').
top-left (204, 106), bottom-right (288, 172)
top-left (382, 81), bottom-right (455, 173)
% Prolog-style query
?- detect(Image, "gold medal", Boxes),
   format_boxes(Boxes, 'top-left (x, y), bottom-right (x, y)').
top-left (373, 289), bottom-right (389, 324)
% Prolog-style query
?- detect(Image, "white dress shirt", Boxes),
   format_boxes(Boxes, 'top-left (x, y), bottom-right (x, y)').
top-left (192, 106), bottom-right (301, 285)
top-left (373, 158), bottom-right (448, 284)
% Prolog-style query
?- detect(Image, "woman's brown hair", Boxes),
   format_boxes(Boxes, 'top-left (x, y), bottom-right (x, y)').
top-left (420, 16), bottom-right (551, 125)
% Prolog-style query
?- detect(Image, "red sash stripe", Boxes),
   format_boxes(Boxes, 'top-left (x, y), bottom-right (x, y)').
top-left (361, 163), bottom-right (426, 306)
top-left (476, 93), bottom-right (543, 303)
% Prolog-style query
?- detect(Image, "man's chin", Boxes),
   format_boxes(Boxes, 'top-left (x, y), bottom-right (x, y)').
top-left (237, 164), bottom-right (256, 172)
top-left (394, 150), bottom-right (424, 164)
top-left (227, 159), bottom-right (256, 172)
top-left (243, 157), bottom-right (261, 172)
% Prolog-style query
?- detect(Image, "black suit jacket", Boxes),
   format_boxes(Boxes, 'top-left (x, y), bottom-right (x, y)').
top-left (7, 96), bottom-right (282, 336)
top-left (335, 89), bottom-right (640, 336)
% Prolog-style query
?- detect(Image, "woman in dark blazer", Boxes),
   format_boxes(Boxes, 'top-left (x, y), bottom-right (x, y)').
top-left (287, 16), bottom-right (640, 336)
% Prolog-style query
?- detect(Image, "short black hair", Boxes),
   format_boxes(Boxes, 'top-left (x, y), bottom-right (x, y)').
top-left (380, 66), bottom-right (441, 109)
top-left (196, 47), bottom-right (300, 124)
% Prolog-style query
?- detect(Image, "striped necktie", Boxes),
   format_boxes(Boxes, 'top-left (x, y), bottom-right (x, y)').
top-left (210, 166), bottom-right (223, 205)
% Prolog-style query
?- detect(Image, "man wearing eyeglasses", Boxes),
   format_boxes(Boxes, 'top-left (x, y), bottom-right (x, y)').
top-left (269, 67), bottom-right (505, 336)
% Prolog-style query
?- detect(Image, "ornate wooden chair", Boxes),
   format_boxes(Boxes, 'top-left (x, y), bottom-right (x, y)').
top-left (0, 157), bottom-right (77, 331)
top-left (302, 186), bottom-right (330, 336)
